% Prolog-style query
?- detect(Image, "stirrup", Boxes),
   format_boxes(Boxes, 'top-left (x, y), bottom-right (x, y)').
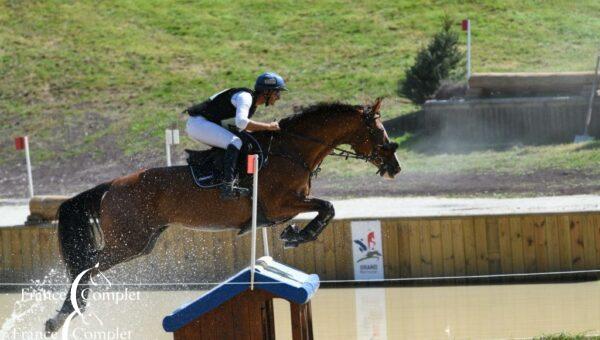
top-left (219, 183), bottom-right (250, 200)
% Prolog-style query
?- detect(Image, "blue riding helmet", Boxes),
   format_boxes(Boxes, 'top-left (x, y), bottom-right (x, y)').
top-left (254, 72), bottom-right (288, 92)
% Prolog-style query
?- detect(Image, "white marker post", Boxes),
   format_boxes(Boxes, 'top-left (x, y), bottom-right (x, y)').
top-left (462, 19), bottom-right (471, 85)
top-left (262, 223), bottom-right (270, 257)
top-left (247, 154), bottom-right (266, 290)
top-left (248, 154), bottom-right (258, 289)
top-left (165, 129), bottom-right (180, 166)
top-left (14, 136), bottom-right (34, 197)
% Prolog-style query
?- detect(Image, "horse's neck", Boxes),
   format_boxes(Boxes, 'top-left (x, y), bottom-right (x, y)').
top-left (286, 114), bottom-right (356, 170)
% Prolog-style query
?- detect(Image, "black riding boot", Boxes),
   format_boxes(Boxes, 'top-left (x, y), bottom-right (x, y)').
top-left (219, 145), bottom-right (250, 200)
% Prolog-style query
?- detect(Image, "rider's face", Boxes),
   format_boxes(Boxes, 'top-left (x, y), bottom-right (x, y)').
top-left (267, 90), bottom-right (281, 105)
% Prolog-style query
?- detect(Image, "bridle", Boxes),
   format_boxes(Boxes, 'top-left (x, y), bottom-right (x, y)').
top-left (267, 105), bottom-right (397, 178)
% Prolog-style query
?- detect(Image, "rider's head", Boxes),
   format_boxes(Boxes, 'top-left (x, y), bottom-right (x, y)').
top-left (254, 72), bottom-right (287, 106)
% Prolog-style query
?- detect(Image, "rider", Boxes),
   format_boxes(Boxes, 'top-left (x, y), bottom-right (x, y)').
top-left (185, 72), bottom-right (286, 199)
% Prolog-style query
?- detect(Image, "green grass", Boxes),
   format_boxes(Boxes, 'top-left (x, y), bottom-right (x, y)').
top-left (1, 0), bottom-right (600, 167)
top-left (534, 333), bottom-right (600, 340)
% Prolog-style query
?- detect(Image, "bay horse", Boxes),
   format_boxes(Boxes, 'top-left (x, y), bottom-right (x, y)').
top-left (45, 98), bottom-right (401, 335)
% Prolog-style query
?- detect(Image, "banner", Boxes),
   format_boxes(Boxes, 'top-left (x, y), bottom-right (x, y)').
top-left (351, 220), bottom-right (384, 280)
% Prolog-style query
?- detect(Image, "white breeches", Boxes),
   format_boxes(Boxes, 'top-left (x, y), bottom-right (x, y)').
top-left (186, 115), bottom-right (243, 150)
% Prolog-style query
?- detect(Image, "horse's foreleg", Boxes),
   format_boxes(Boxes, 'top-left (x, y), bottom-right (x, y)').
top-left (279, 197), bottom-right (335, 248)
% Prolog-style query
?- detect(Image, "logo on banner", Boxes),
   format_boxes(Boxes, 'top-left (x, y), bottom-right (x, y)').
top-left (353, 231), bottom-right (382, 263)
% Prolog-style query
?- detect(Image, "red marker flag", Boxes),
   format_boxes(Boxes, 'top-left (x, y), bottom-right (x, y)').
top-left (461, 19), bottom-right (469, 31)
top-left (247, 154), bottom-right (257, 174)
top-left (14, 136), bottom-right (25, 150)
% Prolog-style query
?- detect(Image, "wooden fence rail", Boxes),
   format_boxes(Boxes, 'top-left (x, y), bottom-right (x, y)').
top-left (1, 212), bottom-right (599, 287)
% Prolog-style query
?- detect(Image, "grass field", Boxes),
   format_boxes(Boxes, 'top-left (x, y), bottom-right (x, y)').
top-left (535, 334), bottom-right (600, 340)
top-left (1, 0), bottom-right (600, 191)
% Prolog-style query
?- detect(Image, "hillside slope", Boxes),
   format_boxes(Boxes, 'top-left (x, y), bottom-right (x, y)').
top-left (1, 1), bottom-right (600, 197)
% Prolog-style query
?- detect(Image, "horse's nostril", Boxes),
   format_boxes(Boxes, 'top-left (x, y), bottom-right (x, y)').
top-left (383, 142), bottom-right (399, 152)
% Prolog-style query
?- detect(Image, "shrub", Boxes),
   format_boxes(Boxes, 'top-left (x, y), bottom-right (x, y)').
top-left (400, 17), bottom-right (464, 104)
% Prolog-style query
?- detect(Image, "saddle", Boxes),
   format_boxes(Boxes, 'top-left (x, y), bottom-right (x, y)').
top-left (185, 129), bottom-right (266, 189)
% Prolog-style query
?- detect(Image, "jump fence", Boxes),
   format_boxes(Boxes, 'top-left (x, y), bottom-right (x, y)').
top-left (422, 96), bottom-right (600, 145)
top-left (1, 211), bottom-right (599, 288)
top-left (387, 72), bottom-right (600, 145)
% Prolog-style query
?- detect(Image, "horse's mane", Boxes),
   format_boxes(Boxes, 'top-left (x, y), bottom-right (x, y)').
top-left (278, 102), bottom-right (360, 129)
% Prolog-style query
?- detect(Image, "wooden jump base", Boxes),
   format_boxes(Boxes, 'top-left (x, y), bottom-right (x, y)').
top-left (162, 257), bottom-right (318, 340)
top-left (2, 211), bottom-right (599, 286)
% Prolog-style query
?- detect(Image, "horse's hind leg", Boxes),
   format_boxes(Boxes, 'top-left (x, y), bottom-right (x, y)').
top-left (44, 224), bottom-right (163, 336)
top-left (45, 270), bottom-right (93, 336)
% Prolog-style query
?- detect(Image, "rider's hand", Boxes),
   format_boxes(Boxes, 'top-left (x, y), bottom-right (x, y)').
top-left (268, 122), bottom-right (280, 131)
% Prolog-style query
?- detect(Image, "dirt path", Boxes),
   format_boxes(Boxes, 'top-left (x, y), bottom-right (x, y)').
top-left (1, 155), bottom-right (599, 198)
top-left (311, 169), bottom-right (600, 198)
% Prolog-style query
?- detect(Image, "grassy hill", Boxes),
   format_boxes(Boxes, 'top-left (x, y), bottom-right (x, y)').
top-left (1, 0), bottom-right (600, 195)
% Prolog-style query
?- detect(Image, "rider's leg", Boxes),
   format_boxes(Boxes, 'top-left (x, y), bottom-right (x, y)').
top-left (220, 144), bottom-right (250, 199)
top-left (186, 116), bottom-right (243, 149)
top-left (186, 116), bottom-right (248, 199)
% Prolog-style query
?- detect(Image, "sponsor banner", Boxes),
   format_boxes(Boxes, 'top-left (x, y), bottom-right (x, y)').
top-left (355, 288), bottom-right (388, 340)
top-left (351, 220), bottom-right (384, 280)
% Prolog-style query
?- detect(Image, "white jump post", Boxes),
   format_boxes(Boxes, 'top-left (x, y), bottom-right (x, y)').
top-left (462, 19), bottom-right (471, 86)
top-left (165, 129), bottom-right (180, 166)
top-left (262, 222), bottom-right (270, 257)
top-left (248, 154), bottom-right (269, 290)
top-left (14, 136), bottom-right (34, 198)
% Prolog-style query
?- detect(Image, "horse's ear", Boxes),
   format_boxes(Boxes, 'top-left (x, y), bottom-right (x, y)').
top-left (372, 97), bottom-right (383, 113)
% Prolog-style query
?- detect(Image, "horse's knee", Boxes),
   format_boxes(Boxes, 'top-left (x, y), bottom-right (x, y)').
top-left (319, 200), bottom-right (335, 220)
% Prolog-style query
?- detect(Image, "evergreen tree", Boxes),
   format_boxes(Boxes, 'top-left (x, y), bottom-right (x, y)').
top-left (400, 17), bottom-right (464, 104)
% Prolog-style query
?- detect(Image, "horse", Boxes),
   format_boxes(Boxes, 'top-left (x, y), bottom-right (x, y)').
top-left (45, 98), bottom-right (401, 335)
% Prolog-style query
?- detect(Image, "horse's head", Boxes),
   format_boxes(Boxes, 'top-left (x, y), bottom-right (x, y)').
top-left (348, 98), bottom-right (401, 179)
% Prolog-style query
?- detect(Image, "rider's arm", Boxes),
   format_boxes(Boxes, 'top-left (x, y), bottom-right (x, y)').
top-left (232, 91), bottom-right (278, 131)
top-left (245, 120), bottom-right (279, 132)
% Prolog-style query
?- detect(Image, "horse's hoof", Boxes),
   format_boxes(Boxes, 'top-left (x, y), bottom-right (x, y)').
top-left (45, 318), bottom-right (58, 337)
top-left (284, 240), bottom-right (300, 249)
top-left (280, 224), bottom-right (300, 241)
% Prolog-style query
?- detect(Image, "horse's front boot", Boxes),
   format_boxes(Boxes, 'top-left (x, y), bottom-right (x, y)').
top-left (280, 224), bottom-right (301, 248)
top-left (280, 224), bottom-right (314, 248)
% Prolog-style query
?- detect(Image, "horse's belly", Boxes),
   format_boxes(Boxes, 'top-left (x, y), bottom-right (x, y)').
top-left (169, 223), bottom-right (241, 232)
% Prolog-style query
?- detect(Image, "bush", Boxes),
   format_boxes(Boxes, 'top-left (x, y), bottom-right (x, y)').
top-left (400, 17), bottom-right (464, 104)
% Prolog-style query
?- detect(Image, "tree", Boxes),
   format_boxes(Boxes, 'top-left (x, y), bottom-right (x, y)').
top-left (400, 17), bottom-right (464, 104)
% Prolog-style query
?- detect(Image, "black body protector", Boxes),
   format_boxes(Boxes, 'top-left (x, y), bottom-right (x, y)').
top-left (187, 87), bottom-right (258, 126)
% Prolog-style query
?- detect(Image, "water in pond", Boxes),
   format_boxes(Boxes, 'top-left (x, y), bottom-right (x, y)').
top-left (1, 282), bottom-right (599, 339)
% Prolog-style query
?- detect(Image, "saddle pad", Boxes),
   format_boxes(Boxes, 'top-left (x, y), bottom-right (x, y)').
top-left (186, 149), bottom-right (222, 188)
top-left (189, 164), bottom-right (221, 188)
top-left (185, 144), bottom-right (264, 190)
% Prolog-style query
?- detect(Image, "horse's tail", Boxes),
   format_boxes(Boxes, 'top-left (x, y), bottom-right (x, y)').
top-left (57, 182), bottom-right (112, 279)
